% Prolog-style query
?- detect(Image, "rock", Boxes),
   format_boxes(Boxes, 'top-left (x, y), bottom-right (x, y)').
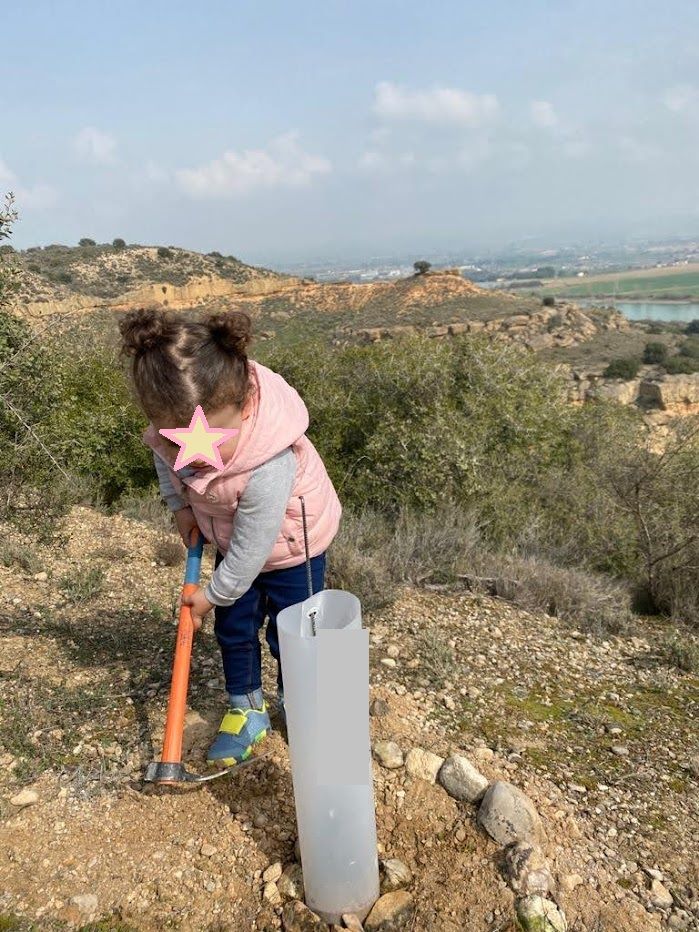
top-left (70, 894), bottom-right (98, 917)
top-left (380, 658), bottom-right (397, 668)
top-left (515, 895), bottom-right (567, 932)
top-left (386, 645), bottom-right (400, 658)
top-left (477, 781), bottom-right (545, 846)
top-left (34, 571), bottom-right (48, 581)
top-left (263, 861), bottom-right (283, 883)
top-left (473, 746), bottom-right (494, 762)
top-left (281, 900), bottom-right (328, 931)
top-left (342, 914), bottom-right (365, 932)
top-left (645, 868), bottom-right (664, 882)
top-left (559, 874), bottom-right (583, 892)
top-left (9, 788), bottom-right (39, 808)
top-left (200, 842), bottom-right (216, 857)
top-left (263, 882), bottom-right (282, 907)
top-left (650, 879), bottom-right (673, 909)
top-left (669, 910), bottom-right (692, 930)
top-left (380, 858), bottom-right (412, 893)
top-left (611, 745), bottom-right (629, 757)
top-left (404, 748), bottom-right (444, 784)
top-left (370, 698), bottom-right (389, 717)
top-left (438, 755), bottom-right (489, 803)
top-left (505, 843), bottom-right (554, 896)
top-left (278, 862), bottom-right (305, 901)
top-left (372, 741), bottom-right (404, 770)
top-left (364, 891), bottom-right (414, 931)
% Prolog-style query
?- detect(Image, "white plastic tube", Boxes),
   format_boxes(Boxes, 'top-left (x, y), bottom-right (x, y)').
top-left (277, 589), bottom-right (380, 924)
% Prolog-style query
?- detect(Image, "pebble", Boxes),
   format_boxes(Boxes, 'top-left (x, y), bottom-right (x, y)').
top-left (342, 914), bottom-right (365, 932)
top-left (611, 745), bottom-right (629, 757)
top-left (33, 571), bottom-right (48, 581)
top-left (281, 900), bottom-right (326, 931)
top-left (386, 644), bottom-right (400, 658)
top-left (442, 695), bottom-right (455, 710)
top-left (263, 861), bottom-right (283, 883)
top-left (438, 755), bottom-right (489, 803)
top-left (364, 891), bottom-right (414, 931)
top-left (200, 843), bottom-right (216, 857)
top-left (504, 842), bottom-right (553, 897)
top-left (69, 894), bottom-right (98, 917)
top-left (380, 658), bottom-right (397, 668)
top-left (650, 879), bottom-right (673, 909)
top-left (380, 858), bottom-right (412, 893)
top-left (560, 873), bottom-right (583, 892)
top-left (477, 781), bottom-right (545, 846)
top-left (9, 789), bottom-right (39, 808)
top-left (263, 882), bottom-right (282, 907)
top-left (372, 741), bottom-right (404, 770)
top-left (473, 746), bottom-right (494, 763)
top-left (404, 747), bottom-right (444, 784)
top-left (369, 698), bottom-right (389, 717)
top-left (515, 895), bottom-right (567, 932)
top-left (277, 863), bottom-right (304, 901)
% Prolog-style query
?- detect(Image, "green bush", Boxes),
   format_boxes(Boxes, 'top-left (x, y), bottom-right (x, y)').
top-left (664, 355), bottom-right (699, 375)
top-left (687, 319), bottom-right (699, 335)
top-left (78, 237), bottom-right (96, 247)
top-left (112, 238), bottom-right (126, 250)
top-left (603, 356), bottom-right (641, 379)
top-left (679, 337), bottom-right (699, 360)
top-left (542, 296), bottom-right (556, 307)
top-left (157, 246), bottom-right (173, 260)
top-left (643, 341), bottom-right (668, 365)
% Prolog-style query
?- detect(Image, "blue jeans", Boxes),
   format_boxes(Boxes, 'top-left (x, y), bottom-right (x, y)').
top-left (213, 550), bottom-right (327, 696)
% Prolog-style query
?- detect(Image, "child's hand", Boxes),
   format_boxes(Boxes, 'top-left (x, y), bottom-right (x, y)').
top-left (179, 586), bottom-right (214, 632)
top-left (174, 506), bottom-right (201, 548)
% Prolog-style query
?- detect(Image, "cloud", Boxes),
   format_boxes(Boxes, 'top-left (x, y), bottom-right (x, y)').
top-left (530, 100), bottom-right (558, 128)
top-left (0, 159), bottom-right (58, 209)
top-left (74, 127), bottom-right (117, 164)
top-left (176, 132), bottom-right (331, 197)
top-left (663, 84), bottom-right (699, 113)
top-left (373, 81), bottom-right (499, 127)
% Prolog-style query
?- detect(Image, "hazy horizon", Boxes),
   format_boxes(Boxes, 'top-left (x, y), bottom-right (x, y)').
top-left (4, 0), bottom-right (699, 266)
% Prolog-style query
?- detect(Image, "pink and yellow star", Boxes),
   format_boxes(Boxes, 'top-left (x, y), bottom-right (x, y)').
top-left (158, 405), bottom-right (239, 471)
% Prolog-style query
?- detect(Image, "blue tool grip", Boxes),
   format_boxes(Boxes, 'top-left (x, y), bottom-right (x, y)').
top-left (184, 529), bottom-right (204, 585)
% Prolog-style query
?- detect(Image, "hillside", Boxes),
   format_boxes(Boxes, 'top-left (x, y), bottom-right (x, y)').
top-left (1, 505), bottom-right (697, 931)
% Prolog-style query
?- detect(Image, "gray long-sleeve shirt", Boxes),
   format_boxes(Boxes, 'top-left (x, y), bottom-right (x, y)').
top-left (153, 448), bottom-right (297, 607)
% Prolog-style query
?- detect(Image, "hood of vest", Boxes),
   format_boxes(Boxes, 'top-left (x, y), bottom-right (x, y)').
top-left (142, 359), bottom-right (309, 494)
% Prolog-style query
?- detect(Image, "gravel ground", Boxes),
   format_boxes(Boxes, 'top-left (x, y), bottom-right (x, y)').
top-left (0, 505), bottom-right (697, 931)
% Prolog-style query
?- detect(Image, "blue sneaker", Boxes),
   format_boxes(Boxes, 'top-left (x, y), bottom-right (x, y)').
top-left (207, 689), bottom-right (270, 766)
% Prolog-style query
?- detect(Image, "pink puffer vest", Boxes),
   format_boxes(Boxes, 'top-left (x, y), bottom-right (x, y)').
top-left (141, 359), bottom-right (342, 570)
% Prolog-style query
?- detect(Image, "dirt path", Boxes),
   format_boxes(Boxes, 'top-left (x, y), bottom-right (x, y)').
top-left (0, 507), bottom-right (697, 931)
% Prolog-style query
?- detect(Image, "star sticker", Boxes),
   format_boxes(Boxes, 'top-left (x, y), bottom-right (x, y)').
top-left (159, 405), bottom-right (240, 471)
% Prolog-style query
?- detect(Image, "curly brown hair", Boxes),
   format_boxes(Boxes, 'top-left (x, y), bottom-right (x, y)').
top-left (118, 307), bottom-right (253, 424)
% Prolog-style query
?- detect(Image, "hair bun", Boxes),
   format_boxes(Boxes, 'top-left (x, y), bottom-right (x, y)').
top-left (207, 311), bottom-right (252, 355)
top-left (118, 307), bottom-right (178, 357)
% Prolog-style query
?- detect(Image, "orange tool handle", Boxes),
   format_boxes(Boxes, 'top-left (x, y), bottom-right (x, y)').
top-left (161, 527), bottom-right (204, 765)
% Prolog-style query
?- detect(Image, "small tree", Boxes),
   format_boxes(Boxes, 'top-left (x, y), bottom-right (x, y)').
top-left (686, 319), bottom-right (699, 335)
top-left (413, 260), bottom-right (431, 275)
top-left (112, 238), bottom-right (126, 250)
top-left (79, 237), bottom-right (96, 247)
top-left (542, 296), bottom-right (556, 307)
top-left (157, 246), bottom-right (173, 260)
top-left (643, 341), bottom-right (668, 365)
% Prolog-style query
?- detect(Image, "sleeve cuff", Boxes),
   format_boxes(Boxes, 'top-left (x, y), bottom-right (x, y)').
top-left (204, 580), bottom-right (238, 608)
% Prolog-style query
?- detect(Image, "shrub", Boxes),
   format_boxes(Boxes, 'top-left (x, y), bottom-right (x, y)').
top-left (643, 341), bottom-right (668, 365)
top-left (157, 246), bottom-right (173, 260)
top-left (78, 238), bottom-right (96, 247)
top-left (679, 337), bottom-right (699, 360)
top-left (686, 319), bottom-right (699, 335)
top-left (542, 296), bottom-right (556, 307)
top-left (603, 356), bottom-right (641, 379)
top-left (664, 355), bottom-right (698, 375)
top-left (413, 260), bottom-right (431, 275)
top-left (112, 238), bottom-right (126, 250)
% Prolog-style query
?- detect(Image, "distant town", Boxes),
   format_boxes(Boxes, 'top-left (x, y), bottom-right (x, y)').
top-left (280, 235), bottom-right (699, 286)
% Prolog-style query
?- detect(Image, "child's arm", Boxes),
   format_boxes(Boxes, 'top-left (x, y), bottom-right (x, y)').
top-left (204, 447), bottom-right (297, 606)
top-left (153, 452), bottom-right (188, 512)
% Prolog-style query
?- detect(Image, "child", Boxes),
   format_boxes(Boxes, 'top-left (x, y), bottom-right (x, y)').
top-left (119, 307), bottom-right (342, 765)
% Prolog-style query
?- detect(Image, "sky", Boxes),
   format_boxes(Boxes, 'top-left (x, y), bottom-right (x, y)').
top-left (3, 0), bottom-right (699, 267)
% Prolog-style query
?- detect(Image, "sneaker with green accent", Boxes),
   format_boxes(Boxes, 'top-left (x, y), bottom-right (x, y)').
top-left (207, 692), bottom-right (270, 766)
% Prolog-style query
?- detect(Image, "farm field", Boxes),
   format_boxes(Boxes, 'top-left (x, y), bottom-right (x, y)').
top-left (541, 264), bottom-right (699, 300)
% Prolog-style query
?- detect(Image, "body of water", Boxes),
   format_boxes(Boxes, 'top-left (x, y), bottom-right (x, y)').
top-left (579, 300), bottom-right (699, 323)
